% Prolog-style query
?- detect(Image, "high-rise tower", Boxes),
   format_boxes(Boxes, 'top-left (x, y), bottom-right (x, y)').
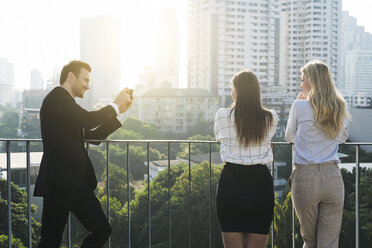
top-left (80, 16), bottom-right (121, 108)
top-left (279, 0), bottom-right (341, 93)
top-left (0, 58), bottom-right (15, 106)
top-left (153, 9), bottom-right (179, 88)
top-left (188, 0), bottom-right (280, 106)
top-left (30, 69), bottom-right (44, 90)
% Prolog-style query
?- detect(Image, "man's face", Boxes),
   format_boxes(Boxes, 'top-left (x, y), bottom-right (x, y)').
top-left (72, 68), bottom-right (90, 98)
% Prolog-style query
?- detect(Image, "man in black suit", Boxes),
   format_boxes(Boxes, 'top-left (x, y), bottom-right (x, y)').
top-left (34, 60), bottom-right (133, 248)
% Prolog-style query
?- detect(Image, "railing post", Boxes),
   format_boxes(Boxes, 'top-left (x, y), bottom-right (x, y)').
top-left (127, 142), bottom-right (131, 248)
top-left (68, 214), bottom-right (71, 248)
top-left (147, 142), bottom-right (151, 248)
top-left (26, 141), bottom-right (32, 248)
top-left (168, 142), bottom-right (172, 248)
top-left (188, 142), bottom-right (191, 248)
top-left (6, 141), bottom-right (12, 248)
top-left (355, 145), bottom-right (360, 248)
top-left (68, 141), bottom-right (74, 247)
top-left (106, 141), bottom-right (111, 248)
top-left (291, 144), bottom-right (295, 248)
top-left (208, 143), bottom-right (212, 248)
top-left (271, 145), bottom-right (275, 248)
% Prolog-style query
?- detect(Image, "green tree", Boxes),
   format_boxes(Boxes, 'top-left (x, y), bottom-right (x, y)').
top-left (121, 117), bottom-right (162, 139)
top-left (105, 143), bottom-right (166, 180)
top-left (341, 168), bottom-right (355, 209)
top-left (0, 180), bottom-right (41, 247)
top-left (0, 112), bottom-right (18, 139)
top-left (339, 167), bottom-right (372, 248)
top-left (109, 128), bottom-right (144, 141)
top-left (338, 144), bottom-right (372, 163)
top-left (118, 117), bottom-right (182, 158)
top-left (0, 234), bottom-right (26, 248)
top-left (185, 120), bottom-right (214, 137)
top-left (130, 163), bottom-right (185, 247)
top-left (88, 143), bottom-right (166, 182)
top-left (99, 163), bottom-right (135, 205)
top-left (1, 111), bottom-right (19, 128)
top-left (131, 162), bottom-right (223, 248)
top-left (0, 110), bottom-right (22, 152)
top-left (271, 191), bottom-right (302, 247)
top-left (271, 138), bottom-right (292, 179)
top-left (88, 146), bottom-right (106, 181)
top-left (177, 135), bottom-right (219, 158)
top-left (99, 195), bottom-right (131, 247)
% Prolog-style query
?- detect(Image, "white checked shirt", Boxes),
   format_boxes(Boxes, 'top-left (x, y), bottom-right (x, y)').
top-left (214, 108), bottom-right (278, 165)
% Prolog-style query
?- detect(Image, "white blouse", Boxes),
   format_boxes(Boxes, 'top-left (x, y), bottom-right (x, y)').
top-left (285, 100), bottom-right (348, 165)
top-left (214, 108), bottom-right (278, 165)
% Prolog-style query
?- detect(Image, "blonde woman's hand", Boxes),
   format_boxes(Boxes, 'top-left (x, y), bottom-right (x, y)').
top-left (297, 91), bottom-right (307, 100)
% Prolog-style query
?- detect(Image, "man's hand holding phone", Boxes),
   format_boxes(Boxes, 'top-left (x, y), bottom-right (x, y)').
top-left (113, 88), bottom-right (134, 114)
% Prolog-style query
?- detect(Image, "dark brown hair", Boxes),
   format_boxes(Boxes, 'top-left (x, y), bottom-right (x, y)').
top-left (230, 70), bottom-right (273, 146)
top-left (60, 60), bottom-right (91, 85)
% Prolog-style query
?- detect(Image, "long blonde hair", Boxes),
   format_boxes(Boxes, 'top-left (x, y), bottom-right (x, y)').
top-left (230, 70), bottom-right (273, 146)
top-left (301, 60), bottom-right (350, 139)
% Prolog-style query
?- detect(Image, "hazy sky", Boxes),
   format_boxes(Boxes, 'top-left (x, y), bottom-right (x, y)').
top-left (0, 0), bottom-right (370, 90)
top-left (0, 0), bottom-right (187, 90)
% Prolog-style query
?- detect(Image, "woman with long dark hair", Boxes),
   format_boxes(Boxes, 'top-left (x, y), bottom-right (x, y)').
top-left (214, 70), bottom-right (278, 248)
top-left (286, 60), bottom-right (349, 247)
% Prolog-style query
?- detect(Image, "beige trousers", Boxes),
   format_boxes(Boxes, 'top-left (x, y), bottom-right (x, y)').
top-left (291, 162), bottom-right (344, 248)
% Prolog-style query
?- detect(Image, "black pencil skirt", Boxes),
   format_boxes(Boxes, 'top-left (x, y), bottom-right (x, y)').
top-left (216, 162), bottom-right (274, 234)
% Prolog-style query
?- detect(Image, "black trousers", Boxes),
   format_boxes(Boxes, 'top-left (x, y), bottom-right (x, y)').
top-left (38, 182), bottom-right (111, 248)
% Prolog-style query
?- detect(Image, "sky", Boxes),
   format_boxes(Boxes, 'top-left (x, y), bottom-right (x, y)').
top-left (0, 0), bottom-right (188, 90)
top-left (342, 0), bottom-right (372, 33)
top-left (0, 0), bottom-right (371, 90)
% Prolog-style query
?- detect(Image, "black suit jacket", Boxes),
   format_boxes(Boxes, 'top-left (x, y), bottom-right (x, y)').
top-left (34, 87), bottom-right (122, 196)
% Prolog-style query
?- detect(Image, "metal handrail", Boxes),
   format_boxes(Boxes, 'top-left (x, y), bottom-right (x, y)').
top-left (1, 138), bottom-right (371, 248)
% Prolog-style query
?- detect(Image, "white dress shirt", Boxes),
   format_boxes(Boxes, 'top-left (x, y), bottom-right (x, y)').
top-left (109, 103), bottom-right (119, 115)
top-left (214, 108), bottom-right (278, 165)
top-left (285, 100), bottom-right (348, 165)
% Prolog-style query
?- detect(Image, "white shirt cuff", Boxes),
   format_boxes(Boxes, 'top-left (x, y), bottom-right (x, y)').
top-left (109, 103), bottom-right (119, 115)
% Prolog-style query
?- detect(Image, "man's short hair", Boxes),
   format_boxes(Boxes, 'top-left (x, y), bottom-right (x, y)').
top-left (60, 60), bottom-right (91, 85)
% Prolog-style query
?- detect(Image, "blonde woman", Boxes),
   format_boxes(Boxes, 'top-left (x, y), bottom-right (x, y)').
top-left (285, 60), bottom-right (349, 248)
top-left (214, 71), bottom-right (278, 248)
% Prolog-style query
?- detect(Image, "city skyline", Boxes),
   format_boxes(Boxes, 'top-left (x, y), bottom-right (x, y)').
top-left (0, 0), bottom-right (371, 91)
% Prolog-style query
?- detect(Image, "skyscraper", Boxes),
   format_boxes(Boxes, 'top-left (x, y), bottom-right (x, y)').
top-left (153, 9), bottom-right (179, 88)
top-left (30, 69), bottom-right (44, 90)
top-left (80, 16), bottom-right (121, 109)
top-left (340, 11), bottom-right (372, 90)
top-left (188, 0), bottom-right (280, 106)
top-left (139, 9), bottom-right (180, 90)
top-left (341, 12), bottom-right (372, 53)
top-left (344, 50), bottom-right (372, 95)
top-left (279, 0), bottom-right (341, 93)
top-left (0, 58), bottom-right (15, 106)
